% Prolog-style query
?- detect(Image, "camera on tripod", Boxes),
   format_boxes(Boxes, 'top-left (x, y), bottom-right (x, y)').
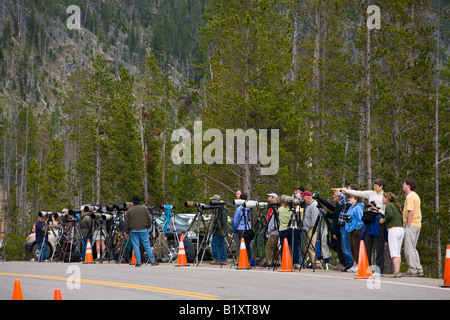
top-left (269, 201), bottom-right (281, 207)
top-left (68, 208), bottom-right (81, 215)
top-left (243, 200), bottom-right (268, 209)
top-left (113, 202), bottom-right (133, 212)
top-left (38, 211), bottom-right (61, 219)
top-left (201, 204), bottom-right (220, 210)
top-left (232, 199), bottom-right (246, 206)
top-left (288, 197), bottom-right (306, 209)
top-left (146, 205), bottom-right (163, 218)
top-left (312, 192), bottom-right (336, 212)
top-left (185, 201), bottom-right (204, 208)
top-left (209, 200), bottom-right (228, 206)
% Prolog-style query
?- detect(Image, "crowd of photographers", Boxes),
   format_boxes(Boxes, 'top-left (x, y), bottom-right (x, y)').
top-left (211, 177), bottom-right (422, 277)
top-left (32, 177), bottom-right (423, 278)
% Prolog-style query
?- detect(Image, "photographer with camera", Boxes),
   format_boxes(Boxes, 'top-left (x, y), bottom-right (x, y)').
top-left (261, 194), bottom-right (280, 268)
top-left (35, 215), bottom-right (49, 262)
top-left (323, 191), bottom-right (347, 270)
top-left (92, 209), bottom-right (109, 261)
top-left (233, 193), bottom-right (253, 263)
top-left (209, 195), bottom-right (228, 265)
top-left (333, 184), bottom-right (359, 271)
top-left (279, 195), bottom-right (302, 269)
top-left (80, 206), bottom-right (93, 260)
top-left (335, 179), bottom-right (386, 274)
top-left (124, 196), bottom-right (158, 267)
top-left (301, 191), bottom-right (323, 269)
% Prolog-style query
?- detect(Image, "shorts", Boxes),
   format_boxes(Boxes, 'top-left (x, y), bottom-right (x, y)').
top-left (388, 227), bottom-right (404, 258)
top-left (93, 229), bottom-right (107, 241)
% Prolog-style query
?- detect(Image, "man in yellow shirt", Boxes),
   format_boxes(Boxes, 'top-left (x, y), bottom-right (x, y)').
top-left (402, 178), bottom-right (423, 277)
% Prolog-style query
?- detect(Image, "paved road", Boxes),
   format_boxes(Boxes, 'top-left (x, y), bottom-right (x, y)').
top-left (1, 261), bottom-right (449, 302)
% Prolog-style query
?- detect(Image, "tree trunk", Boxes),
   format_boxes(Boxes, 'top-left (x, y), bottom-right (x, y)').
top-left (434, 0), bottom-right (441, 278)
top-left (365, 23), bottom-right (372, 189)
top-left (139, 109), bottom-right (149, 205)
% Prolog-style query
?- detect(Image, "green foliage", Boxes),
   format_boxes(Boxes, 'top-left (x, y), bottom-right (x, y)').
top-left (0, 0), bottom-right (447, 275)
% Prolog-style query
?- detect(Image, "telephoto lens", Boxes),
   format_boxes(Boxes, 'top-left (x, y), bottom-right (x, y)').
top-left (185, 201), bottom-right (204, 208)
top-left (232, 199), bottom-right (246, 206)
top-left (243, 200), bottom-right (268, 208)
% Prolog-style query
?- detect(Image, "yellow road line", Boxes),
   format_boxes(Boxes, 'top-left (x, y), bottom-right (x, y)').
top-left (0, 272), bottom-right (220, 300)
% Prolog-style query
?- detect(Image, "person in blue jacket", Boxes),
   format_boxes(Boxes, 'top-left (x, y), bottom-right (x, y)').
top-left (233, 193), bottom-right (252, 262)
top-left (345, 195), bottom-right (364, 272)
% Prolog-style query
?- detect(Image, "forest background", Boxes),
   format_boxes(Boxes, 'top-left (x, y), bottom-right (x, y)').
top-left (0, 0), bottom-right (448, 278)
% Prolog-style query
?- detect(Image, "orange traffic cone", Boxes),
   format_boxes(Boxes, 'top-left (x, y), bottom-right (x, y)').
top-left (175, 235), bottom-right (189, 267)
top-left (131, 252), bottom-right (136, 265)
top-left (12, 279), bottom-right (23, 300)
top-left (53, 289), bottom-right (63, 300)
top-left (278, 238), bottom-right (293, 272)
top-left (83, 239), bottom-right (94, 264)
top-left (355, 240), bottom-right (373, 279)
top-left (441, 245), bottom-right (450, 288)
top-left (237, 238), bottom-right (250, 269)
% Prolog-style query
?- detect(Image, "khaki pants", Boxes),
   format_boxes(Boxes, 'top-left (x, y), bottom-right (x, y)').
top-left (305, 229), bottom-right (321, 266)
top-left (404, 226), bottom-right (423, 273)
top-left (263, 235), bottom-right (279, 265)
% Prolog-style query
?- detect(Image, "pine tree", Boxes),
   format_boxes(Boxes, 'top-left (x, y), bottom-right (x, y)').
top-left (102, 65), bottom-right (144, 203)
top-left (80, 55), bottom-right (115, 204)
top-left (41, 138), bottom-right (68, 211)
top-left (199, 0), bottom-right (294, 199)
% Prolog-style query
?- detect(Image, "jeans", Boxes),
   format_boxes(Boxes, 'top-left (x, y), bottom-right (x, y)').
top-left (129, 229), bottom-right (155, 264)
top-left (340, 226), bottom-right (353, 265)
top-left (236, 230), bottom-right (252, 262)
top-left (38, 240), bottom-right (48, 261)
top-left (211, 236), bottom-right (227, 262)
top-left (279, 228), bottom-right (302, 265)
top-left (82, 237), bottom-right (92, 260)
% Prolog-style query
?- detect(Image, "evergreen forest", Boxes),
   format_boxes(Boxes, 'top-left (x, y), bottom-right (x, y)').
top-left (0, 0), bottom-right (448, 278)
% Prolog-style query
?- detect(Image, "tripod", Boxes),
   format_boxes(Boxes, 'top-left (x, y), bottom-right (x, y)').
top-left (99, 216), bottom-right (116, 264)
top-left (301, 209), bottom-right (328, 272)
top-left (164, 210), bottom-right (181, 264)
top-left (37, 219), bottom-right (52, 263)
top-left (229, 206), bottom-right (254, 269)
top-left (63, 217), bottom-right (84, 262)
top-left (263, 206), bottom-right (281, 271)
top-left (195, 207), bottom-right (221, 266)
top-left (278, 205), bottom-right (302, 271)
top-left (50, 221), bottom-right (68, 262)
top-left (186, 208), bottom-right (210, 265)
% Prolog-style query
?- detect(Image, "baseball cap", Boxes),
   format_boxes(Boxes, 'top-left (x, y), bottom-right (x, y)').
top-left (301, 191), bottom-right (313, 198)
top-left (267, 193), bottom-right (278, 198)
top-left (209, 195), bottom-right (221, 200)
